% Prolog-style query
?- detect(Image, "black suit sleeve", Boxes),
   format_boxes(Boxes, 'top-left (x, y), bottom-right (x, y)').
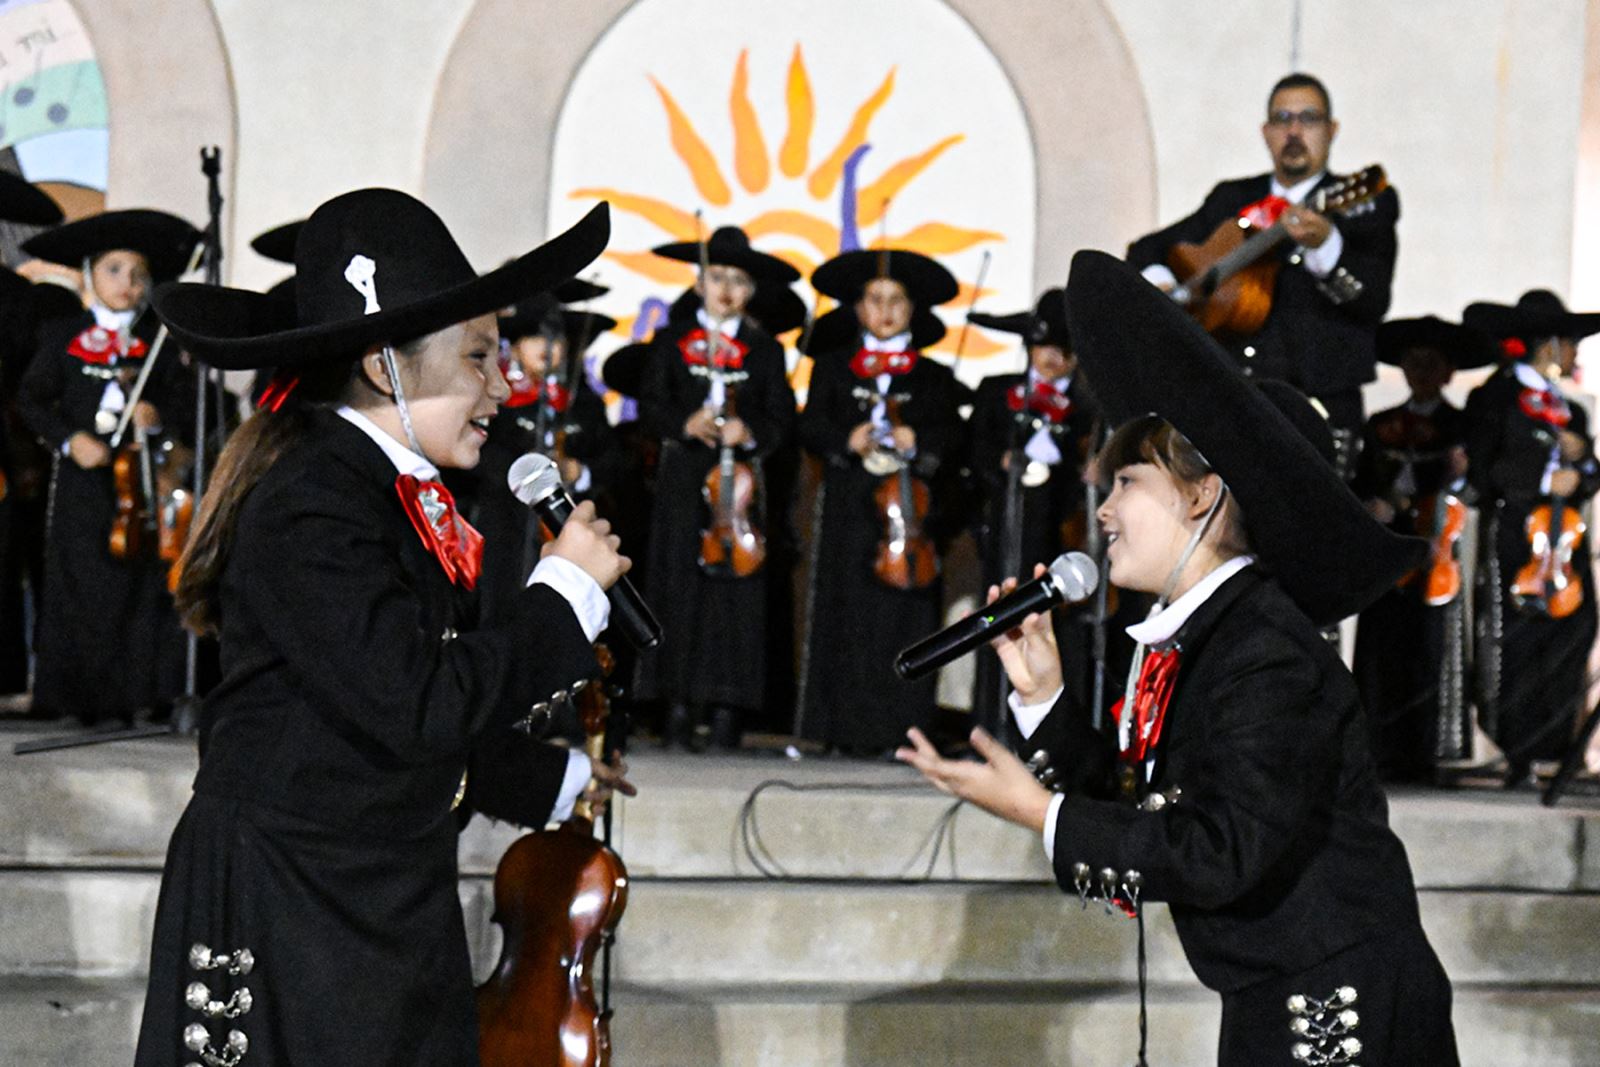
top-left (1308, 186), bottom-right (1399, 327)
top-left (637, 334), bottom-right (702, 444)
top-left (240, 475), bottom-right (598, 766)
top-left (1126, 183), bottom-right (1239, 270)
top-left (1049, 628), bottom-right (1333, 909)
top-left (15, 330), bottom-right (73, 451)
top-left (1011, 691), bottom-right (1119, 800)
top-left (798, 357), bottom-right (856, 465)
top-left (463, 733), bottom-right (574, 826)
top-left (741, 338), bottom-right (797, 458)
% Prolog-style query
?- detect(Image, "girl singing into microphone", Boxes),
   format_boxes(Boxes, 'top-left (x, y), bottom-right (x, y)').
top-left (898, 252), bottom-right (1457, 1066)
top-left (133, 191), bottom-right (633, 1067)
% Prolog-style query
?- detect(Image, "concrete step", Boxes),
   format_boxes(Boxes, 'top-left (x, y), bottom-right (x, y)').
top-left (1, 977), bottom-right (1594, 1067)
top-left (7, 738), bottom-right (1600, 890)
top-left (6, 868), bottom-right (1596, 991)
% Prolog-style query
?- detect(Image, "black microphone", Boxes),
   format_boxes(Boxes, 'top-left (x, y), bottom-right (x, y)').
top-left (894, 552), bottom-right (1098, 680)
top-left (507, 453), bottom-right (663, 650)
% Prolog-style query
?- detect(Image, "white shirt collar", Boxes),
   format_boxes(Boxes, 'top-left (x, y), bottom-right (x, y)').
top-left (1406, 396), bottom-right (1443, 416)
top-left (863, 330), bottom-right (912, 352)
top-left (89, 303), bottom-right (137, 331)
top-left (695, 307), bottom-right (741, 336)
top-left (1271, 172), bottom-right (1326, 205)
top-left (337, 404), bottom-right (438, 480)
top-left (1125, 555), bottom-right (1256, 646)
top-left (1030, 370), bottom-right (1071, 393)
top-left (1512, 361), bottom-right (1555, 391)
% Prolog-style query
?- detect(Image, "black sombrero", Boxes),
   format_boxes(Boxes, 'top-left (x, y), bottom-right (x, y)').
top-left (801, 304), bottom-right (947, 355)
top-left (653, 226), bottom-right (799, 284)
top-left (23, 209), bottom-right (200, 283)
top-left (250, 220), bottom-right (303, 265)
top-left (1066, 250), bottom-right (1425, 626)
top-left (498, 292), bottom-right (617, 349)
top-left (968, 287), bottom-right (1069, 349)
top-left (150, 190), bottom-right (610, 370)
top-left (599, 341), bottom-right (651, 397)
top-left (811, 248), bottom-right (958, 308)
top-left (264, 275), bottom-right (296, 313)
top-left (668, 283), bottom-right (808, 337)
top-left (1463, 289), bottom-right (1600, 346)
top-left (0, 171), bottom-right (63, 226)
top-left (1376, 315), bottom-right (1497, 370)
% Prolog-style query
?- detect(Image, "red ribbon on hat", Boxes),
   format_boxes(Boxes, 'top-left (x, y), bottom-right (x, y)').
top-left (1518, 386), bottom-right (1572, 428)
top-left (850, 348), bottom-right (918, 379)
top-left (1500, 337), bottom-right (1528, 360)
top-left (1238, 194), bottom-right (1290, 230)
top-left (255, 373), bottom-right (301, 413)
top-left (68, 326), bottom-right (148, 366)
top-left (396, 474), bottom-right (484, 589)
top-left (1113, 647), bottom-right (1181, 766)
top-left (679, 328), bottom-right (748, 370)
top-left (1006, 380), bottom-right (1074, 423)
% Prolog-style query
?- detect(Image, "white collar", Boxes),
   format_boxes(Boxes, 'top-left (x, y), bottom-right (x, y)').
top-left (1125, 555), bottom-right (1255, 646)
top-left (1030, 370), bottom-right (1071, 393)
top-left (695, 307), bottom-right (741, 336)
top-left (89, 303), bottom-right (137, 331)
top-left (337, 404), bottom-right (438, 480)
top-left (863, 330), bottom-right (912, 352)
top-left (1271, 172), bottom-right (1326, 205)
top-left (1512, 361), bottom-right (1556, 391)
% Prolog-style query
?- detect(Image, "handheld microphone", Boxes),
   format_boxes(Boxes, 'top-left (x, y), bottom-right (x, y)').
top-left (894, 551), bottom-right (1098, 680)
top-left (507, 452), bottom-right (663, 650)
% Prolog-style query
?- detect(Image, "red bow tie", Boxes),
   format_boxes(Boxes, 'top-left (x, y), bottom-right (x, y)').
top-left (850, 348), bottom-right (918, 379)
top-left (680, 328), bottom-right (748, 370)
top-left (68, 326), bottom-right (148, 366)
top-left (1238, 193), bottom-right (1290, 229)
top-left (1518, 386), bottom-right (1571, 428)
top-left (1006, 380), bottom-right (1074, 423)
top-left (396, 474), bottom-right (483, 589)
top-left (1114, 647), bottom-right (1181, 765)
top-left (504, 376), bottom-right (570, 413)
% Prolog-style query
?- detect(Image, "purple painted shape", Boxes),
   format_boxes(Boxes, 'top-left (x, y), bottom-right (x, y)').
top-left (837, 143), bottom-right (871, 252)
top-left (632, 296), bottom-right (671, 341)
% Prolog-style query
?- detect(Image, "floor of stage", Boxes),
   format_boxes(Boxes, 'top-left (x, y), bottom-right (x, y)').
top-left (2, 724), bottom-right (1597, 1065)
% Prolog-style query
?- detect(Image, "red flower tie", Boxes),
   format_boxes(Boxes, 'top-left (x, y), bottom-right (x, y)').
top-left (396, 474), bottom-right (484, 589)
top-left (68, 326), bottom-right (149, 366)
top-left (1006, 380), bottom-right (1074, 423)
top-left (1113, 647), bottom-right (1182, 765)
top-left (850, 348), bottom-right (918, 379)
top-left (679, 328), bottom-right (748, 370)
top-left (1518, 386), bottom-right (1571, 428)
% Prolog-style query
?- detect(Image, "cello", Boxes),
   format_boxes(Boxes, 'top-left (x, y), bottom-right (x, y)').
top-left (478, 647), bottom-right (629, 1067)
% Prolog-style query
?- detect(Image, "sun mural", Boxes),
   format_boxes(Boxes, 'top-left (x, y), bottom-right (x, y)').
top-left (549, 6), bottom-right (1038, 401)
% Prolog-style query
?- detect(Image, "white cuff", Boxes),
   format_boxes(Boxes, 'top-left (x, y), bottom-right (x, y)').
top-left (1297, 226), bottom-right (1344, 278)
top-left (1024, 426), bottom-right (1062, 466)
top-left (572, 464), bottom-right (593, 494)
top-left (548, 748), bottom-right (592, 823)
top-left (1042, 791), bottom-right (1066, 864)
top-left (1009, 685), bottom-right (1064, 740)
top-left (1140, 264), bottom-right (1178, 290)
top-left (528, 555), bottom-right (611, 642)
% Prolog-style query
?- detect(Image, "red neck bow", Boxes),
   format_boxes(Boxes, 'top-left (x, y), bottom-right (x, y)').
top-left (68, 326), bottom-right (148, 366)
top-left (1114, 646), bottom-right (1182, 765)
top-left (504, 375), bottom-right (570, 413)
top-left (850, 347), bottom-right (918, 379)
top-left (1238, 193), bottom-right (1290, 229)
top-left (680, 328), bottom-right (748, 371)
top-left (1518, 385), bottom-right (1571, 428)
top-left (396, 474), bottom-right (484, 589)
top-left (1007, 379), bottom-right (1074, 423)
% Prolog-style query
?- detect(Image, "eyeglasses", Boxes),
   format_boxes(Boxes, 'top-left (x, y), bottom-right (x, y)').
top-left (1266, 108), bottom-right (1330, 128)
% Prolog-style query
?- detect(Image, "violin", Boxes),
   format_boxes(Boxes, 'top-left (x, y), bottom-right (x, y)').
top-left (107, 422), bottom-right (194, 587)
top-left (1398, 491), bottom-right (1466, 606)
top-left (1166, 166), bottom-right (1388, 336)
top-left (872, 397), bottom-right (939, 590)
top-left (1511, 490), bottom-right (1586, 619)
top-left (699, 370), bottom-right (765, 577)
top-left (478, 646), bottom-right (629, 1067)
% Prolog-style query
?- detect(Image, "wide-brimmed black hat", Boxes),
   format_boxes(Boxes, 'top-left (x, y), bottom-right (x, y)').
top-left (499, 292), bottom-right (616, 349)
top-left (801, 304), bottom-right (947, 355)
top-left (653, 226), bottom-right (799, 284)
top-left (0, 171), bottom-right (63, 226)
top-left (1256, 380), bottom-right (1336, 467)
top-left (150, 190), bottom-right (610, 370)
top-left (24, 209), bottom-right (200, 283)
top-left (250, 220), bottom-right (303, 264)
top-left (599, 341), bottom-right (651, 397)
top-left (968, 287), bottom-right (1069, 349)
top-left (668, 283), bottom-right (808, 337)
top-left (1375, 315), bottom-right (1498, 370)
top-left (811, 248), bottom-right (958, 307)
top-left (1066, 250), bottom-right (1425, 626)
top-left (264, 275), bottom-right (296, 313)
top-left (1463, 290), bottom-right (1600, 344)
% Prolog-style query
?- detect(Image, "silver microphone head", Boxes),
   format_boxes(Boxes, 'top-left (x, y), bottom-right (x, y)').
top-left (507, 452), bottom-right (563, 506)
top-left (1046, 551), bottom-right (1099, 602)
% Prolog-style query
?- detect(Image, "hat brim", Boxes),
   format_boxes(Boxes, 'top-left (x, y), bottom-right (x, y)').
top-left (670, 285), bottom-right (809, 337)
top-left (1375, 317), bottom-right (1498, 370)
top-left (1462, 301), bottom-right (1600, 343)
top-left (250, 220), bottom-right (303, 265)
top-left (802, 305), bottom-right (947, 355)
top-left (24, 209), bottom-right (200, 283)
top-left (152, 204), bottom-right (611, 370)
top-left (0, 172), bottom-right (63, 227)
top-left (811, 249), bottom-right (959, 307)
top-left (1066, 250), bottom-right (1426, 626)
top-left (652, 240), bottom-right (800, 283)
top-left (498, 307), bottom-right (617, 347)
top-left (599, 341), bottom-right (651, 396)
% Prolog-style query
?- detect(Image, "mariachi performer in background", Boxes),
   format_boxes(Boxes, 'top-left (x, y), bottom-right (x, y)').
top-left (966, 288), bottom-right (1098, 734)
top-left (473, 287), bottom-right (623, 621)
top-left (133, 190), bottom-right (632, 1066)
top-left (900, 251), bottom-right (1457, 1066)
top-left (1351, 316), bottom-right (1494, 782)
top-left (633, 225), bottom-right (798, 750)
top-left (798, 248), bottom-right (964, 756)
top-left (1463, 291), bottom-right (1600, 787)
top-left (14, 209), bottom-right (200, 725)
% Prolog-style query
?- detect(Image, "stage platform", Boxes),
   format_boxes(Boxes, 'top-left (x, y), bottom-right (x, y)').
top-left (2, 731), bottom-right (1597, 1065)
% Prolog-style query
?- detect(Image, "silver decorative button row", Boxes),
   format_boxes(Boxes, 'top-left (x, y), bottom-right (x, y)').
top-left (1069, 863), bottom-right (1144, 916)
top-left (183, 1022), bottom-right (248, 1066)
top-left (188, 944), bottom-right (253, 976)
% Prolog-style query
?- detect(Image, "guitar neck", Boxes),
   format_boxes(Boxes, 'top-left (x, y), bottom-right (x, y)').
top-left (1208, 220), bottom-right (1290, 288)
